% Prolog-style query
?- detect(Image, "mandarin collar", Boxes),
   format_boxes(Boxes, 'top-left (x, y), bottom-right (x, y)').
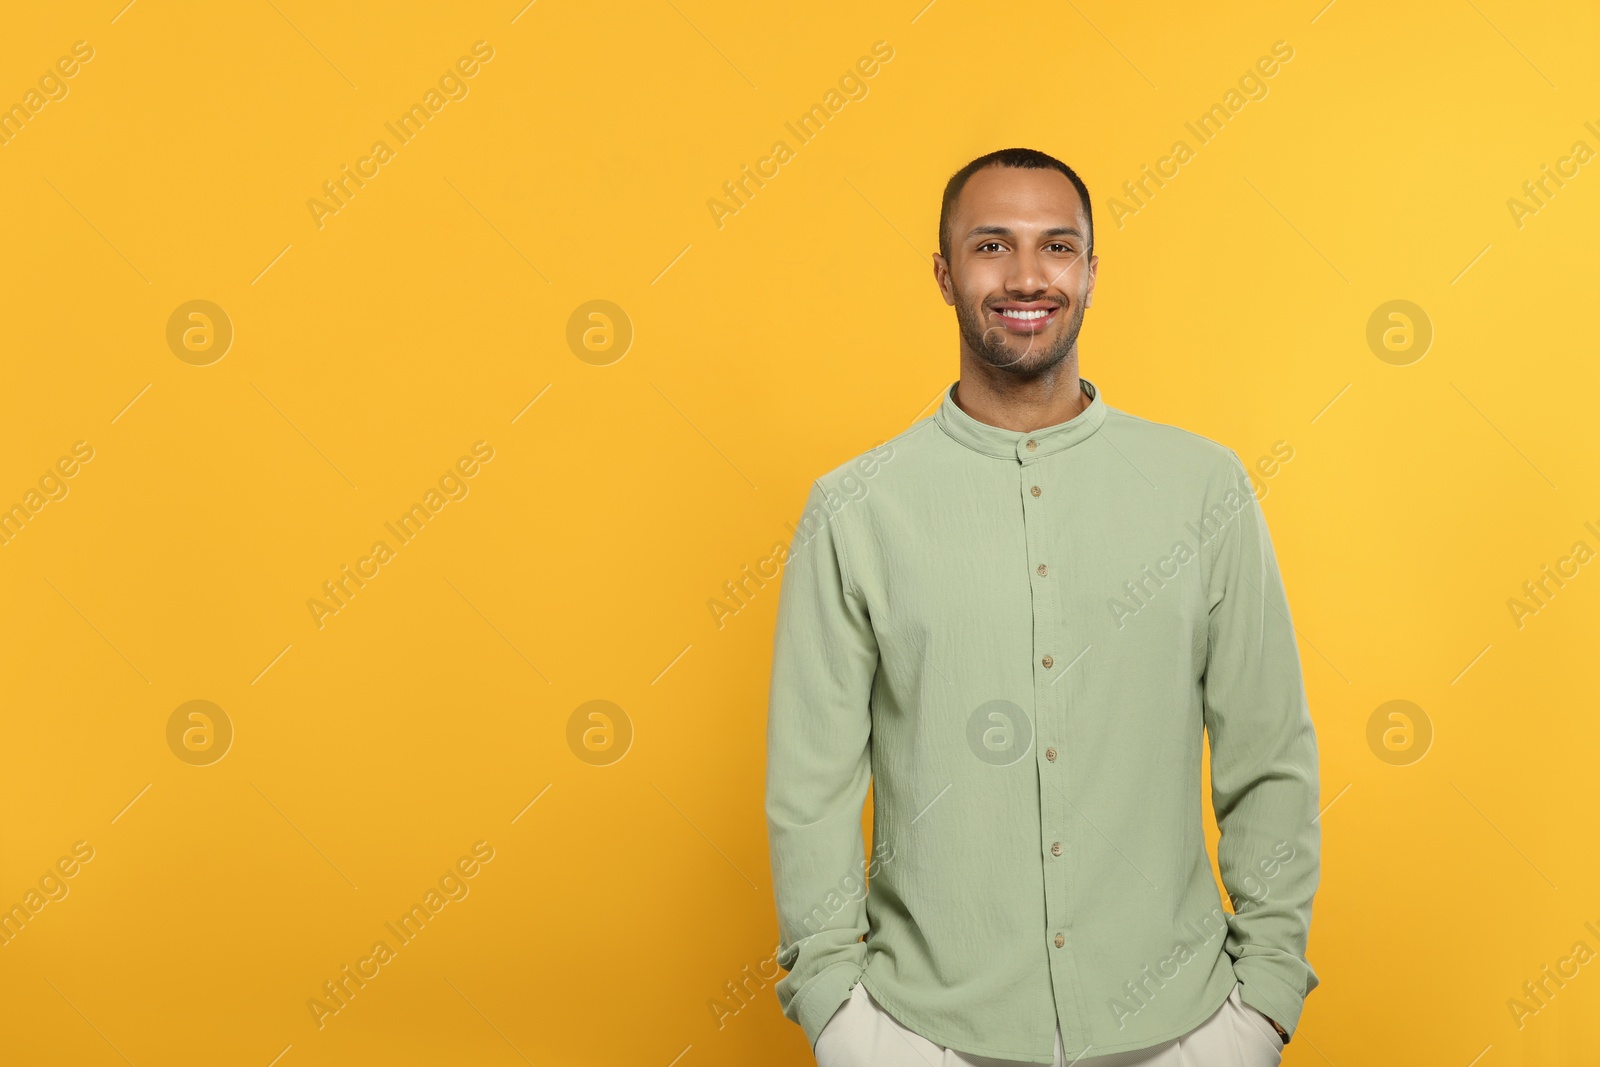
top-left (933, 377), bottom-right (1107, 463)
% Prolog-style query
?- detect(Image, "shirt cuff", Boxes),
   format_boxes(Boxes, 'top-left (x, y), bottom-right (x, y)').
top-left (1233, 957), bottom-right (1309, 1039)
top-left (792, 959), bottom-right (865, 1051)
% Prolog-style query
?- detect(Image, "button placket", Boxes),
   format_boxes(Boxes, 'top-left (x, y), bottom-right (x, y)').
top-left (1021, 447), bottom-right (1077, 1035)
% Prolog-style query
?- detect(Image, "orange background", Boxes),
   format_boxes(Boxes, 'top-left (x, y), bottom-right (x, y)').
top-left (1, 1), bottom-right (1597, 1064)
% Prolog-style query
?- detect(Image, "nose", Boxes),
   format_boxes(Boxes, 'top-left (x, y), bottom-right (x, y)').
top-left (1005, 245), bottom-right (1048, 298)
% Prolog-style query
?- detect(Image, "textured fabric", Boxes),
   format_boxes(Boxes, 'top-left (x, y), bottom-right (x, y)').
top-left (814, 977), bottom-right (1284, 1067)
top-left (765, 378), bottom-right (1319, 1065)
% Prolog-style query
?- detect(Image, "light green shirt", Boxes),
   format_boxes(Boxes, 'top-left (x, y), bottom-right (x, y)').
top-left (764, 377), bottom-right (1320, 1063)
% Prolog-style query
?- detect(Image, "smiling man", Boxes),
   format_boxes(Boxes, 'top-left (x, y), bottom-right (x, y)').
top-left (765, 147), bottom-right (1321, 1066)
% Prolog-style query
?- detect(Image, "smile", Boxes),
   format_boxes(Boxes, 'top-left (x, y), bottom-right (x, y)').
top-left (991, 306), bottom-right (1059, 331)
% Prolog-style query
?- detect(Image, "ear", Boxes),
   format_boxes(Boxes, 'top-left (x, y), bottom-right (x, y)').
top-left (932, 254), bottom-right (955, 307)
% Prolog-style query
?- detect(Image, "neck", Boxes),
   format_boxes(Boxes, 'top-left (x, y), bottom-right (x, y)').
top-left (952, 352), bottom-right (1087, 433)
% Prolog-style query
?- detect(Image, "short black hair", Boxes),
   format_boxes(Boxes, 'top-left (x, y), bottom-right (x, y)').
top-left (938, 147), bottom-right (1093, 263)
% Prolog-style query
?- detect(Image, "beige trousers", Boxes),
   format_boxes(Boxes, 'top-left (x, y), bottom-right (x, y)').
top-left (814, 981), bottom-right (1285, 1067)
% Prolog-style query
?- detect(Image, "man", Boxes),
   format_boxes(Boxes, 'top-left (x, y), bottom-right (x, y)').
top-left (764, 147), bottom-right (1319, 1066)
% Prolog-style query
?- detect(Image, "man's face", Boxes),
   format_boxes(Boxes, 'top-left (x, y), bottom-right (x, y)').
top-left (934, 166), bottom-right (1097, 377)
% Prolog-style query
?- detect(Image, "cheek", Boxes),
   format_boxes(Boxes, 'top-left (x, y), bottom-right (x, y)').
top-left (953, 269), bottom-right (1001, 309)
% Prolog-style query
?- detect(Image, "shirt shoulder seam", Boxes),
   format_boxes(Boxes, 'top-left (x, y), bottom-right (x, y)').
top-left (810, 477), bottom-right (864, 602)
top-left (818, 415), bottom-right (936, 483)
top-left (1201, 446), bottom-right (1248, 586)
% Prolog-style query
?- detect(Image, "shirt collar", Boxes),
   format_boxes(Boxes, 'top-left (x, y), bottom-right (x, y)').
top-left (933, 376), bottom-right (1107, 462)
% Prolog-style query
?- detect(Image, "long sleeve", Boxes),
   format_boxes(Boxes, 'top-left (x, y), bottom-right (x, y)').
top-left (765, 478), bottom-right (879, 1050)
top-left (1201, 450), bottom-right (1321, 1038)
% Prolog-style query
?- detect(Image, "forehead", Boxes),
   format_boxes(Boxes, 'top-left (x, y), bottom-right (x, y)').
top-left (952, 165), bottom-right (1086, 236)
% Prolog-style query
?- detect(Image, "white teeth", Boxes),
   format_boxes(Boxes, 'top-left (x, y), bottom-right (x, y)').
top-left (998, 308), bottom-right (1051, 320)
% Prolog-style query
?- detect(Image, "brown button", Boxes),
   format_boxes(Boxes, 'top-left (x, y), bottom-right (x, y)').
top-left (1050, 842), bottom-right (1062, 857)
top-left (1053, 933), bottom-right (1065, 948)
top-left (1025, 439), bottom-right (1038, 452)
top-left (1030, 485), bottom-right (1041, 497)
top-left (1041, 655), bottom-right (1054, 669)
top-left (1045, 747), bottom-right (1058, 761)
top-left (1036, 563), bottom-right (1048, 576)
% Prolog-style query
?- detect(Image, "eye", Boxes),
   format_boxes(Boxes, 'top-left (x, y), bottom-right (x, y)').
top-left (976, 241), bottom-right (1006, 252)
top-left (1047, 242), bottom-right (1075, 253)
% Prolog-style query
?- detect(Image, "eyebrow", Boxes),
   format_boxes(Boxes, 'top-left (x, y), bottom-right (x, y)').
top-left (965, 225), bottom-right (1084, 242)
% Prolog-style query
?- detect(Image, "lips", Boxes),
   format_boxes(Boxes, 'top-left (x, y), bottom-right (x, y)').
top-left (991, 304), bottom-right (1059, 331)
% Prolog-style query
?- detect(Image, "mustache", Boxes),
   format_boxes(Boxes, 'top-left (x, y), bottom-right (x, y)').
top-left (985, 299), bottom-right (1066, 310)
